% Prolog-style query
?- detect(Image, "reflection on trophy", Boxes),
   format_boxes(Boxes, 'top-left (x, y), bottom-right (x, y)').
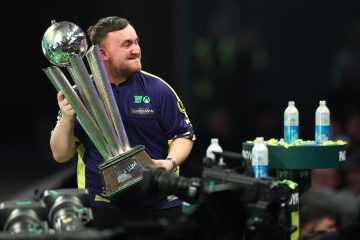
top-left (41, 20), bottom-right (154, 198)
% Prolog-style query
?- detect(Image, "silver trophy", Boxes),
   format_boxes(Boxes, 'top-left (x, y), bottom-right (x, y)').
top-left (42, 20), bottom-right (154, 198)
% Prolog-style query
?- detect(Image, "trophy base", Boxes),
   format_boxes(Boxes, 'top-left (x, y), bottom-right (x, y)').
top-left (98, 145), bottom-right (154, 198)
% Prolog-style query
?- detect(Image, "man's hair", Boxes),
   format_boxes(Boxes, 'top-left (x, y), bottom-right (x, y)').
top-left (300, 205), bottom-right (337, 230)
top-left (87, 16), bottom-right (131, 45)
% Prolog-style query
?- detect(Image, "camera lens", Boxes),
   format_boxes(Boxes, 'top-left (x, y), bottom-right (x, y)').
top-left (142, 167), bottom-right (201, 203)
top-left (4, 208), bottom-right (46, 234)
top-left (49, 195), bottom-right (92, 233)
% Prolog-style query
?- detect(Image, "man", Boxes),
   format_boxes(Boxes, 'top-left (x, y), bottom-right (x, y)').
top-left (300, 205), bottom-right (337, 239)
top-left (50, 16), bottom-right (195, 228)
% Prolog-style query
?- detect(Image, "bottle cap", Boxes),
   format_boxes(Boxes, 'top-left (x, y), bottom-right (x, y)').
top-left (211, 138), bottom-right (219, 144)
top-left (320, 100), bottom-right (326, 105)
top-left (255, 137), bottom-right (264, 143)
top-left (288, 101), bottom-right (295, 106)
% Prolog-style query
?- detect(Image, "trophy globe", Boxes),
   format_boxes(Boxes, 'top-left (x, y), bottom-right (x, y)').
top-left (42, 20), bottom-right (88, 67)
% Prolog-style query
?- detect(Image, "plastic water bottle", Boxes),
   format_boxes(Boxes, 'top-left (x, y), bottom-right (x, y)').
top-left (251, 137), bottom-right (269, 179)
top-left (206, 138), bottom-right (224, 165)
top-left (284, 101), bottom-right (299, 143)
top-left (315, 100), bottom-right (330, 144)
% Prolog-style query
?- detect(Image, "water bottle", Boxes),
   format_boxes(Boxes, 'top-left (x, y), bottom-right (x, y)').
top-left (206, 138), bottom-right (224, 165)
top-left (315, 100), bottom-right (330, 144)
top-left (251, 137), bottom-right (269, 179)
top-left (284, 101), bottom-right (299, 143)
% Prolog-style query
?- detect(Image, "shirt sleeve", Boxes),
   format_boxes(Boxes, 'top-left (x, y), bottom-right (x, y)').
top-left (157, 81), bottom-right (195, 142)
top-left (73, 118), bottom-right (83, 144)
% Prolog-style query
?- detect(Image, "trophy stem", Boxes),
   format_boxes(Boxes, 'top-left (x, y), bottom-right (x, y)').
top-left (43, 66), bottom-right (113, 160)
top-left (68, 55), bottom-right (123, 157)
top-left (86, 45), bottom-right (131, 152)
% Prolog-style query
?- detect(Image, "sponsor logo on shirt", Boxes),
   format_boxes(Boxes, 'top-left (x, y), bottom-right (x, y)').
top-left (134, 95), bottom-right (151, 104)
top-left (131, 108), bottom-right (155, 115)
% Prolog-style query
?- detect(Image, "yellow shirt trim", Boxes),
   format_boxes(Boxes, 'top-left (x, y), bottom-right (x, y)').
top-left (95, 194), bottom-right (110, 203)
top-left (77, 143), bottom-right (86, 189)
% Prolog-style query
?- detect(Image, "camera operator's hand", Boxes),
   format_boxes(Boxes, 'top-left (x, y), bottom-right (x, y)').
top-left (57, 91), bottom-right (76, 122)
top-left (151, 159), bottom-right (173, 172)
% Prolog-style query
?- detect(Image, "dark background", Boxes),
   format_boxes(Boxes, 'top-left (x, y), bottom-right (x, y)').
top-left (1, 0), bottom-right (360, 201)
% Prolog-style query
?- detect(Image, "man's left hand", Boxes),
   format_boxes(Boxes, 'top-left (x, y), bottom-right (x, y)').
top-left (151, 159), bottom-right (173, 172)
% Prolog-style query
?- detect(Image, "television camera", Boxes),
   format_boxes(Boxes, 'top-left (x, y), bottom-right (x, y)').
top-left (0, 188), bottom-right (93, 238)
top-left (142, 151), bottom-right (297, 240)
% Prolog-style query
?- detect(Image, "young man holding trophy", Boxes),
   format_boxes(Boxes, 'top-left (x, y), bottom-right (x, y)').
top-left (48, 16), bottom-right (195, 227)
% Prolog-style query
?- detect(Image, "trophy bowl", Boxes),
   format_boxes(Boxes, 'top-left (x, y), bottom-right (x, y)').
top-left (42, 20), bottom-right (88, 67)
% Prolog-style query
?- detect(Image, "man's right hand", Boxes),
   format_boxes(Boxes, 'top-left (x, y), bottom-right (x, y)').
top-left (57, 91), bottom-right (76, 122)
top-left (51, 91), bottom-right (78, 163)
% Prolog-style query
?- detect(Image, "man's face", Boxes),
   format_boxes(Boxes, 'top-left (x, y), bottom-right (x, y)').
top-left (313, 217), bottom-right (337, 233)
top-left (101, 25), bottom-right (141, 79)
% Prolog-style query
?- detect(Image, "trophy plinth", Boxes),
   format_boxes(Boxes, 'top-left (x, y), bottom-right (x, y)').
top-left (42, 20), bottom-right (154, 198)
top-left (98, 145), bottom-right (153, 198)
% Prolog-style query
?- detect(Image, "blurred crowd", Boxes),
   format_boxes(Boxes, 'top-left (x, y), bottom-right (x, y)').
top-left (297, 22), bottom-right (360, 240)
top-left (299, 149), bottom-right (360, 240)
top-left (188, 12), bottom-right (360, 240)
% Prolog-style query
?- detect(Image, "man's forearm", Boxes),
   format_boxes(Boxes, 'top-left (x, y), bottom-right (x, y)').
top-left (166, 137), bottom-right (194, 166)
top-left (50, 117), bottom-right (77, 163)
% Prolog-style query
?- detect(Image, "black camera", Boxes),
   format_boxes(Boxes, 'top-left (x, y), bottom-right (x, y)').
top-left (0, 200), bottom-right (48, 235)
top-left (142, 151), bottom-right (297, 240)
top-left (41, 188), bottom-right (93, 233)
top-left (141, 167), bottom-right (202, 204)
top-left (0, 188), bottom-right (94, 238)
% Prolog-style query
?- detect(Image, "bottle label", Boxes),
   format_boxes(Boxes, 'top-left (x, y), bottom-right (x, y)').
top-left (316, 112), bottom-right (330, 125)
top-left (252, 151), bottom-right (268, 179)
top-left (284, 126), bottom-right (299, 143)
top-left (315, 125), bottom-right (330, 144)
top-left (284, 114), bottom-right (299, 126)
top-left (252, 154), bottom-right (268, 165)
top-left (252, 165), bottom-right (269, 179)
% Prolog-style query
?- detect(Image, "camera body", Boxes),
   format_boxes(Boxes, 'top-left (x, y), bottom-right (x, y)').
top-left (201, 165), bottom-right (297, 236)
top-left (0, 188), bottom-right (93, 236)
top-left (42, 188), bottom-right (93, 233)
top-left (142, 151), bottom-right (298, 239)
top-left (0, 200), bottom-right (48, 234)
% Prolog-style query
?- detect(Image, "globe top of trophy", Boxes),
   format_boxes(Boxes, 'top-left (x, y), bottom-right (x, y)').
top-left (42, 20), bottom-right (88, 67)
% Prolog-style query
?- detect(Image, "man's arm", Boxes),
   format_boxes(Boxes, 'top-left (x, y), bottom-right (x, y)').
top-left (50, 91), bottom-right (77, 163)
top-left (153, 138), bottom-right (194, 172)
